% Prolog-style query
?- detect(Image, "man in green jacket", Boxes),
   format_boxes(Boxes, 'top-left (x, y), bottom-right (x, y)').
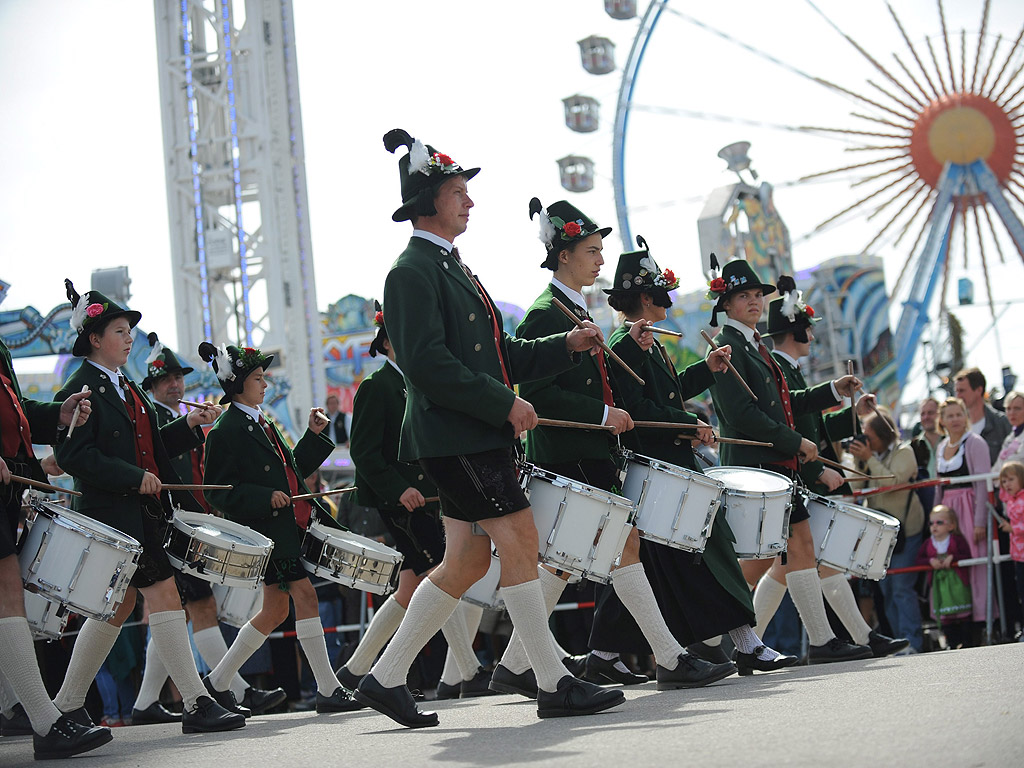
top-left (354, 129), bottom-right (623, 728)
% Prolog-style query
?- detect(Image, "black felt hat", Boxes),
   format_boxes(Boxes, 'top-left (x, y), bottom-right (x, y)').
top-left (529, 197), bottom-right (612, 269)
top-left (368, 300), bottom-right (388, 358)
top-left (197, 342), bottom-right (274, 404)
top-left (704, 256), bottom-right (776, 327)
top-left (384, 129), bottom-right (479, 223)
top-left (141, 332), bottom-right (194, 390)
top-left (603, 236), bottom-right (679, 297)
top-left (65, 279), bottom-right (142, 358)
top-left (763, 275), bottom-right (820, 340)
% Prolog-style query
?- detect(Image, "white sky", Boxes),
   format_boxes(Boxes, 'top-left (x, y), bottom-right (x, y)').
top-left (1, 0), bottom-right (1022, 401)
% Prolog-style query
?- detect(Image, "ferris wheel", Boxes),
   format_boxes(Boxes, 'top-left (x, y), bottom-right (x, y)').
top-left (559, 0), bottom-right (1024, 395)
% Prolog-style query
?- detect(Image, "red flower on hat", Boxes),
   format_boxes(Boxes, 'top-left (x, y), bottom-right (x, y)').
top-left (374, 310), bottom-right (384, 326)
top-left (662, 269), bottom-right (676, 284)
top-left (563, 221), bottom-right (582, 237)
top-left (86, 303), bottom-right (104, 318)
top-left (709, 277), bottom-right (727, 293)
top-left (152, 359), bottom-right (165, 369)
top-left (805, 305), bottom-right (815, 317)
top-left (243, 347), bottom-right (256, 355)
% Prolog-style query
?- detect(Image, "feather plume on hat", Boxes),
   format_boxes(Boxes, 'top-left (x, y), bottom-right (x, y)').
top-left (529, 197), bottom-right (556, 247)
top-left (776, 275), bottom-right (801, 322)
top-left (145, 332), bottom-right (164, 365)
top-left (198, 341), bottom-right (236, 382)
top-left (409, 139), bottom-right (430, 176)
top-left (65, 279), bottom-right (90, 334)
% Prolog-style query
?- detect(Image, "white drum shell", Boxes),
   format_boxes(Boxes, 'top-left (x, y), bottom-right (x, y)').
top-left (164, 510), bottom-right (274, 589)
top-left (19, 502), bottom-right (142, 621)
top-left (212, 583), bottom-right (265, 628)
top-left (300, 521), bottom-right (403, 595)
top-left (461, 553), bottom-right (503, 610)
top-left (23, 589), bottom-right (68, 640)
top-left (705, 467), bottom-right (793, 559)
top-left (805, 494), bottom-right (900, 580)
top-left (620, 452), bottom-right (724, 553)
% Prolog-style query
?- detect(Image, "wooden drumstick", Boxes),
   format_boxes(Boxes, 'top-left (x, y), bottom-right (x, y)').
top-left (551, 297), bottom-right (644, 386)
top-left (65, 385), bottom-right (90, 439)
top-left (701, 330), bottom-right (757, 402)
top-left (847, 360), bottom-right (858, 436)
top-left (423, 496), bottom-right (440, 504)
top-left (314, 411), bottom-right (330, 425)
top-left (160, 483), bottom-right (234, 491)
top-left (681, 435), bottom-right (774, 447)
top-left (624, 321), bottom-right (683, 338)
top-left (291, 487), bottom-right (357, 502)
top-left (635, 419), bottom-right (712, 430)
top-left (10, 474), bottom-right (81, 497)
top-left (538, 417), bottom-right (616, 432)
top-left (815, 455), bottom-right (893, 480)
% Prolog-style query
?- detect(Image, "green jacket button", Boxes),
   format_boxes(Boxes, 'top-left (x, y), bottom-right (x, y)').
top-left (474, 343), bottom-right (482, 352)
top-left (468, 313), bottom-right (476, 321)
top-left (264, 465), bottom-right (271, 472)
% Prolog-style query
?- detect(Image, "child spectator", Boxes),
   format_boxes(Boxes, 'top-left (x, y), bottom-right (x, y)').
top-left (997, 461), bottom-right (1024, 640)
top-left (916, 505), bottom-right (973, 649)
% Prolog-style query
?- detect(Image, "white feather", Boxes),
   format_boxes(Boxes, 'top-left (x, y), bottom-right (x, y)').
top-left (69, 290), bottom-right (90, 334)
top-left (537, 207), bottom-right (556, 245)
top-left (639, 255), bottom-right (658, 273)
top-left (214, 344), bottom-right (235, 382)
top-left (409, 139), bottom-right (430, 175)
top-left (781, 289), bottom-right (801, 322)
top-left (145, 340), bottom-right (164, 365)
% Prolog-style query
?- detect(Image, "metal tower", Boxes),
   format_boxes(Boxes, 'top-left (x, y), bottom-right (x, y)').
top-left (153, 0), bottom-right (323, 426)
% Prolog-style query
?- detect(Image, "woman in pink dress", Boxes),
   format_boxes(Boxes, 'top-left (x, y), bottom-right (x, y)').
top-left (933, 397), bottom-right (996, 628)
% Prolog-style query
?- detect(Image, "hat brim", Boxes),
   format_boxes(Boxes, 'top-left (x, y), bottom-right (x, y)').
top-left (141, 365), bottom-right (195, 391)
top-left (391, 167), bottom-right (481, 222)
top-left (763, 316), bottom-right (820, 338)
top-left (71, 310), bottom-right (143, 357)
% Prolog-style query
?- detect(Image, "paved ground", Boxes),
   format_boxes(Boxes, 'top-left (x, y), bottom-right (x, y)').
top-left (3, 643), bottom-right (1022, 767)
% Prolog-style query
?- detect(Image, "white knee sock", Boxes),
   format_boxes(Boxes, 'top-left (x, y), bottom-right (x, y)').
top-left (371, 579), bottom-right (458, 689)
top-left (0, 670), bottom-right (17, 716)
top-left (345, 595), bottom-right (406, 676)
top-left (611, 562), bottom-right (684, 669)
top-left (500, 579), bottom-right (569, 693)
top-left (499, 566), bottom-right (566, 675)
top-left (727, 624), bottom-right (762, 654)
top-left (0, 617), bottom-right (61, 735)
top-left (440, 602), bottom-right (485, 685)
top-left (194, 626), bottom-right (249, 700)
top-left (295, 618), bottom-right (342, 695)
top-left (208, 622), bottom-right (266, 694)
top-left (441, 602), bottom-right (481, 682)
top-left (786, 568), bottom-right (836, 647)
top-left (133, 636), bottom-right (168, 710)
top-left (752, 574), bottom-right (788, 639)
top-left (53, 618), bottom-right (121, 713)
top-left (148, 610), bottom-right (208, 710)
top-left (820, 574), bottom-right (871, 646)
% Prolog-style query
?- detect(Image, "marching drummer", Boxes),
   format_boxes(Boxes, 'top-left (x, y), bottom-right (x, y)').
top-left (0, 336), bottom-right (111, 759)
top-left (336, 304), bottom-right (493, 700)
top-left (746, 278), bottom-right (910, 658)
top-left (51, 281), bottom-right (244, 735)
top-left (504, 199), bottom-right (735, 692)
top-left (600, 240), bottom-right (798, 676)
top-left (198, 341), bottom-right (363, 715)
top-left (130, 333), bottom-right (286, 724)
top-left (705, 259), bottom-right (872, 664)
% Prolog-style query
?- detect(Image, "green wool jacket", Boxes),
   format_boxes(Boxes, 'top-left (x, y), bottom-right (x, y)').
top-left (383, 236), bottom-right (578, 461)
top-left (203, 405), bottom-right (337, 561)
top-left (518, 283), bottom-right (613, 464)
top-left (771, 351), bottom-right (857, 495)
top-left (350, 360), bottom-right (438, 511)
top-left (710, 324), bottom-right (839, 467)
top-left (0, 338), bottom-right (60, 481)
top-left (153, 402), bottom-right (197, 486)
top-left (54, 360), bottom-right (204, 542)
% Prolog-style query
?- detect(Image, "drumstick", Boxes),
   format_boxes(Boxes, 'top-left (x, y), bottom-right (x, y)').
top-left (313, 411), bottom-right (330, 425)
top-left (688, 436), bottom-right (774, 447)
top-left (700, 330), bottom-right (757, 402)
top-left (161, 483), bottom-right (233, 491)
top-left (65, 385), bottom-right (89, 439)
top-left (815, 455), bottom-right (893, 480)
top-left (551, 297), bottom-right (644, 386)
top-left (10, 474), bottom-right (81, 497)
top-left (423, 496), bottom-right (440, 504)
top-left (847, 360), bottom-right (858, 436)
top-left (624, 321), bottom-right (683, 338)
top-left (537, 417), bottom-right (616, 432)
top-left (634, 419), bottom-right (712, 430)
top-left (291, 487), bottom-right (357, 502)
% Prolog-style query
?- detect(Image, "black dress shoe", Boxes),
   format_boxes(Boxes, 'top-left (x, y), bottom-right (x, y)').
top-left (201, 675), bottom-right (252, 718)
top-left (61, 707), bottom-right (95, 727)
top-left (181, 695), bottom-right (246, 734)
top-left (561, 654), bottom-right (589, 678)
top-left (316, 686), bottom-right (367, 713)
top-left (686, 641), bottom-right (732, 665)
top-left (867, 630), bottom-right (910, 658)
top-left (808, 637), bottom-right (874, 664)
top-left (1, 703), bottom-right (33, 736)
top-left (537, 675), bottom-right (625, 718)
top-left (33, 716), bottom-right (112, 761)
top-left (583, 654), bottom-right (649, 686)
top-left (460, 667), bottom-right (499, 698)
top-left (241, 686), bottom-right (288, 715)
top-left (354, 675), bottom-right (438, 728)
top-left (735, 647), bottom-right (799, 676)
top-left (488, 664), bottom-right (538, 699)
top-left (434, 680), bottom-right (461, 700)
top-left (334, 664), bottom-right (363, 692)
top-left (656, 654), bottom-right (736, 690)
top-left (130, 701), bottom-right (182, 724)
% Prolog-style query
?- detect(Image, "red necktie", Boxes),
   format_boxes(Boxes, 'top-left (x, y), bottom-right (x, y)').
top-left (580, 306), bottom-right (614, 408)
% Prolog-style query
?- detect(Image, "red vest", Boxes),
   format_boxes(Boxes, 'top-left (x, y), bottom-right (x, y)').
top-left (0, 367), bottom-right (34, 459)
top-left (123, 384), bottom-right (161, 478)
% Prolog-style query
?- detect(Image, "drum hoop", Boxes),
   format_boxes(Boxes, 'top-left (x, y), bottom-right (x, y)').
top-left (306, 522), bottom-right (403, 564)
top-left (706, 467), bottom-right (794, 494)
top-left (806, 494), bottom-right (900, 526)
top-left (526, 467), bottom-right (635, 510)
top-left (626, 454), bottom-right (726, 489)
top-left (171, 509), bottom-right (274, 553)
top-left (32, 502), bottom-right (142, 553)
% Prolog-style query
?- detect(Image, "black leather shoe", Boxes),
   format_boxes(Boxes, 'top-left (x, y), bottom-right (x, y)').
top-left (316, 686), bottom-right (367, 713)
top-left (561, 654), bottom-right (589, 678)
top-left (434, 680), bottom-right (461, 700)
top-left (808, 637), bottom-right (874, 664)
top-left (201, 675), bottom-right (252, 718)
top-left (241, 686), bottom-right (287, 715)
top-left (868, 630), bottom-right (910, 658)
top-left (1, 703), bottom-right (33, 736)
top-left (583, 654), bottom-right (648, 686)
top-left (460, 667), bottom-right (499, 698)
top-left (130, 701), bottom-right (182, 724)
top-left (181, 695), bottom-right (246, 734)
top-left (335, 664), bottom-right (363, 692)
top-left (354, 675), bottom-right (438, 728)
top-left (735, 647), bottom-right (799, 676)
top-left (488, 664), bottom-right (538, 699)
top-left (656, 653), bottom-right (736, 690)
top-left (537, 675), bottom-right (625, 718)
top-left (686, 641), bottom-right (732, 665)
top-left (61, 707), bottom-right (95, 727)
top-left (33, 716), bottom-right (112, 761)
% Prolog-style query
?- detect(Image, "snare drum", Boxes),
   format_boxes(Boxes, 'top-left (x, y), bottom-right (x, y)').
top-left (520, 463), bottom-right (635, 584)
top-left (704, 467), bottom-right (793, 559)
top-left (23, 589), bottom-right (68, 640)
top-left (19, 501), bottom-right (142, 621)
top-left (804, 493), bottom-right (900, 580)
top-left (164, 510), bottom-right (274, 588)
top-left (619, 450), bottom-right (724, 553)
top-left (461, 552), bottom-right (503, 610)
top-left (212, 583), bottom-right (264, 628)
top-left (300, 520), bottom-right (403, 595)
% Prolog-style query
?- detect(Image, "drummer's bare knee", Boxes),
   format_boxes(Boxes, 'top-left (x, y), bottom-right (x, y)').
top-left (0, 556), bottom-right (26, 618)
top-left (784, 522), bottom-right (817, 570)
top-left (109, 588), bottom-right (138, 626)
top-left (187, 594), bottom-right (219, 630)
top-left (287, 578), bottom-right (320, 618)
top-left (618, 527), bottom-right (641, 564)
